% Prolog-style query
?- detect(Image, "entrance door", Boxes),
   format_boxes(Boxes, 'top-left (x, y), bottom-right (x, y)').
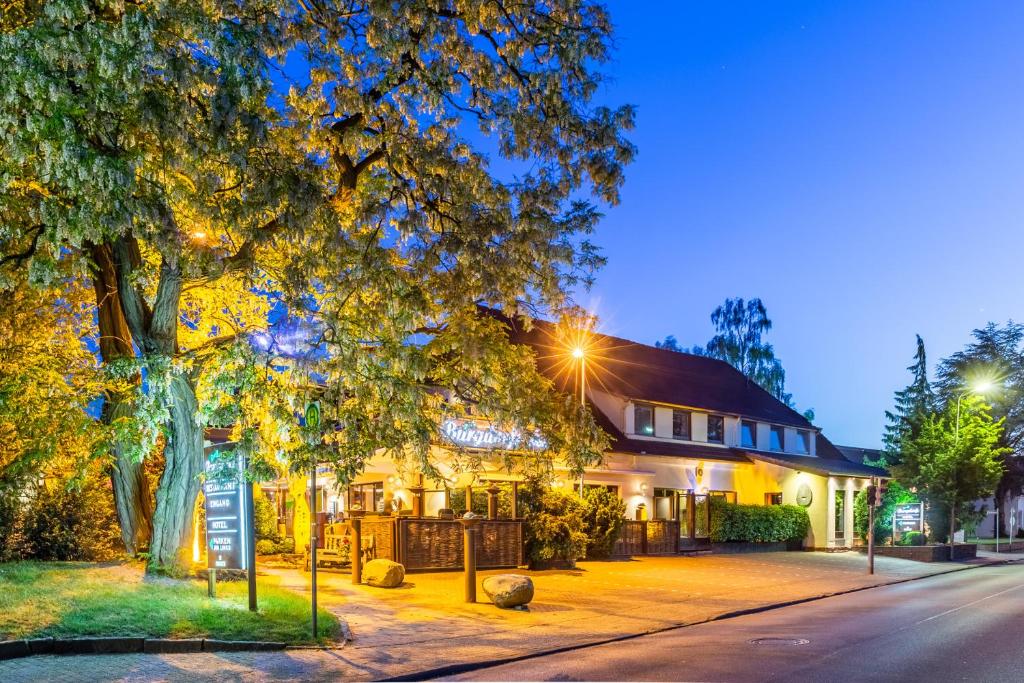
top-left (679, 492), bottom-right (711, 548)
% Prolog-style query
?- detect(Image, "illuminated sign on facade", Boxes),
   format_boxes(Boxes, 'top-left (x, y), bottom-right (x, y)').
top-left (440, 418), bottom-right (547, 451)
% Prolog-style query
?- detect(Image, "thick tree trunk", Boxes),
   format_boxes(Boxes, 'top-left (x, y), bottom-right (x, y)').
top-left (105, 399), bottom-right (153, 555)
top-left (149, 373), bottom-right (205, 574)
top-left (90, 243), bottom-right (153, 555)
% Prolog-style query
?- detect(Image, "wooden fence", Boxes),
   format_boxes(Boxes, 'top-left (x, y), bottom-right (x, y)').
top-left (355, 516), bottom-right (524, 571)
top-left (612, 493), bottom-right (712, 557)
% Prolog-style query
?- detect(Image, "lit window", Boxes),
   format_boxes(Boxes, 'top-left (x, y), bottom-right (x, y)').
top-left (672, 410), bottom-right (691, 440)
top-left (770, 426), bottom-right (785, 451)
top-left (707, 415), bottom-right (724, 444)
top-left (741, 420), bottom-right (757, 448)
top-left (794, 429), bottom-right (810, 454)
top-left (765, 492), bottom-right (783, 506)
top-left (634, 403), bottom-right (655, 435)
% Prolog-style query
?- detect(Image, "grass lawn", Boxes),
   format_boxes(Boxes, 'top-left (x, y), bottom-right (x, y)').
top-left (0, 561), bottom-right (341, 644)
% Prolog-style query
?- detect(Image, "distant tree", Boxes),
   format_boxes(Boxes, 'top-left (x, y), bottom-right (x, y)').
top-left (655, 335), bottom-right (683, 352)
top-left (935, 323), bottom-right (1024, 536)
top-left (881, 335), bottom-right (936, 467)
top-left (892, 396), bottom-right (1006, 558)
top-left (693, 298), bottom-right (790, 404)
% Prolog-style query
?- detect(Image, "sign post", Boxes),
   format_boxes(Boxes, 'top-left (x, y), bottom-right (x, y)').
top-left (203, 445), bottom-right (251, 603)
top-left (244, 457), bottom-right (258, 612)
top-left (305, 401), bottom-right (321, 641)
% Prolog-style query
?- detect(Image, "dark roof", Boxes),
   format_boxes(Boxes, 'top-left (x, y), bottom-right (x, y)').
top-left (743, 450), bottom-right (889, 478)
top-left (501, 313), bottom-right (814, 429)
top-left (589, 401), bottom-right (752, 464)
top-left (836, 445), bottom-right (884, 465)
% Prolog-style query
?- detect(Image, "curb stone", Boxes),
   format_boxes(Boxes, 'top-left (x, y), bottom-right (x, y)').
top-left (382, 558), bottom-right (1021, 681)
top-left (0, 637), bottom-right (287, 660)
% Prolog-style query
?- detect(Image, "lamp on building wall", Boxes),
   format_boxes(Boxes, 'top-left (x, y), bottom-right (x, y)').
top-left (640, 482), bottom-right (648, 494)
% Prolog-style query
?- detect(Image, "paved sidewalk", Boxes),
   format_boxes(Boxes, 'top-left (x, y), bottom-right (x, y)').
top-left (0, 551), bottom-right (1011, 682)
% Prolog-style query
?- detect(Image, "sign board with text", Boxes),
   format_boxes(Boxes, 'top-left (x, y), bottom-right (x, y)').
top-left (893, 502), bottom-right (924, 535)
top-left (203, 445), bottom-right (248, 570)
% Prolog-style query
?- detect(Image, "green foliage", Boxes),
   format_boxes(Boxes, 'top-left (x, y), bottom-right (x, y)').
top-left (898, 531), bottom-right (928, 546)
top-left (0, 481), bottom-right (24, 562)
top-left (518, 478), bottom-right (588, 567)
top-left (891, 396), bottom-right (1007, 529)
top-left (1, 0), bottom-right (633, 570)
top-left (21, 471), bottom-right (122, 562)
top-left (255, 539), bottom-right (276, 555)
top-left (882, 335), bottom-right (935, 465)
top-left (581, 486), bottom-right (626, 558)
top-left (252, 487), bottom-right (280, 542)
top-left (710, 498), bottom-right (810, 543)
top-left (853, 481), bottom-right (917, 543)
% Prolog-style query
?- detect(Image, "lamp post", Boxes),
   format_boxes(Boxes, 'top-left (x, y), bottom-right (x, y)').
top-left (949, 379), bottom-right (995, 560)
top-left (572, 346), bottom-right (586, 496)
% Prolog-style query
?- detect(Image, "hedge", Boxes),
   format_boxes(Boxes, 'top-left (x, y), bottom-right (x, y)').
top-left (710, 498), bottom-right (810, 543)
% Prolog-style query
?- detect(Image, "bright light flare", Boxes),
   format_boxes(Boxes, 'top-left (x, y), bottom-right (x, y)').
top-left (571, 347), bottom-right (585, 359)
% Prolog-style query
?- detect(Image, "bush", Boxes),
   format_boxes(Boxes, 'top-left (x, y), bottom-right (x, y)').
top-left (899, 531), bottom-right (927, 546)
top-left (0, 481), bottom-right (25, 562)
top-left (710, 498), bottom-right (810, 543)
top-left (853, 481), bottom-right (917, 543)
top-left (518, 479), bottom-right (588, 568)
top-left (255, 539), bottom-right (276, 555)
top-left (21, 472), bottom-right (122, 562)
top-left (581, 487), bottom-right (625, 559)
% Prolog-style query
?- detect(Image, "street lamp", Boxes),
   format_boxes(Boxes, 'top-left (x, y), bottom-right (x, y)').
top-left (949, 377), bottom-right (998, 559)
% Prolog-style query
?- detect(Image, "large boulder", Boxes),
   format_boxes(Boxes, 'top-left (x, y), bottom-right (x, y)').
top-left (363, 559), bottom-right (405, 588)
top-left (482, 574), bottom-right (534, 608)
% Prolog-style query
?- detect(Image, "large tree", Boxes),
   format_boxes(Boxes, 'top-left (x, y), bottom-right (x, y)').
top-left (660, 298), bottom-right (794, 406)
top-left (892, 396), bottom-right (1006, 558)
top-left (881, 335), bottom-right (935, 466)
top-left (1, 1), bottom-right (632, 572)
top-left (934, 323), bottom-right (1024, 536)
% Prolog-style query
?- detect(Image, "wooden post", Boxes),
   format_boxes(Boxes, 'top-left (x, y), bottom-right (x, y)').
top-left (409, 486), bottom-right (424, 518)
top-left (351, 516), bottom-right (363, 584)
top-left (245, 474), bottom-right (258, 612)
top-left (487, 486), bottom-right (500, 520)
top-left (208, 568), bottom-right (216, 598)
top-left (465, 485), bottom-right (473, 514)
top-left (511, 481), bottom-right (519, 520)
top-left (461, 517), bottom-right (481, 603)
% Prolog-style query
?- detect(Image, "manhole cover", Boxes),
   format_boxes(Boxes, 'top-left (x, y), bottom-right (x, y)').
top-left (748, 637), bottom-right (810, 646)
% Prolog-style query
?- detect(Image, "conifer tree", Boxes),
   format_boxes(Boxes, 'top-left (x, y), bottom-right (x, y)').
top-left (881, 335), bottom-right (935, 466)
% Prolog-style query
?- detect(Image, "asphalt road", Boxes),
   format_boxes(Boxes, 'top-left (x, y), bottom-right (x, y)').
top-left (444, 562), bottom-right (1024, 682)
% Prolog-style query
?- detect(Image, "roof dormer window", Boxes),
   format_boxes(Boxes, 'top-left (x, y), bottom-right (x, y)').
top-left (634, 403), bottom-right (655, 436)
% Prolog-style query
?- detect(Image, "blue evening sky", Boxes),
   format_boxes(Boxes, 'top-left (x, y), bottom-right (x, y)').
top-left (578, 1), bottom-right (1024, 447)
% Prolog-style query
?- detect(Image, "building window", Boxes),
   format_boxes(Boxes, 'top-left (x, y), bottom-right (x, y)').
top-left (770, 426), bottom-right (785, 451)
top-left (634, 403), bottom-right (655, 435)
top-left (653, 488), bottom-right (680, 520)
top-left (765, 492), bottom-right (783, 506)
top-left (672, 410), bottom-right (691, 440)
top-left (709, 490), bottom-right (737, 504)
top-left (707, 415), bottom-right (725, 443)
top-left (794, 429), bottom-right (810, 454)
top-left (349, 482), bottom-right (384, 513)
top-left (741, 420), bottom-right (757, 448)
top-left (835, 489), bottom-right (846, 539)
top-left (585, 484), bottom-right (620, 496)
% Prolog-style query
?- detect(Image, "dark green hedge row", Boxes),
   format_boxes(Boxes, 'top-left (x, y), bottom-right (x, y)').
top-left (710, 498), bottom-right (810, 543)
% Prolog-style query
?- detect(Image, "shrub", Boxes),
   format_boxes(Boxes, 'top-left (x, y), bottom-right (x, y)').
top-left (0, 481), bottom-right (25, 562)
top-left (710, 498), bottom-right (810, 543)
top-left (581, 487), bottom-right (625, 558)
top-left (899, 531), bottom-right (927, 546)
top-left (255, 539), bottom-right (276, 555)
top-left (253, 487), bottom-right (280, 541)
top-left (853, 481), bottom-right (917, 543)
top-left (21, 471), bottom-right (122, 562)
top-left (518, 479), bottom-right (588, 568)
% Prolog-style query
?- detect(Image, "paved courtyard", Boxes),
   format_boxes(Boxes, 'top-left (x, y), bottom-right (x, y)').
top-left (1, 551), bottom-right (1012, 682)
